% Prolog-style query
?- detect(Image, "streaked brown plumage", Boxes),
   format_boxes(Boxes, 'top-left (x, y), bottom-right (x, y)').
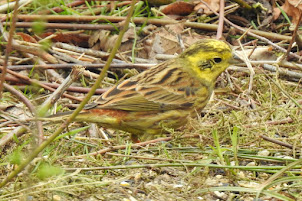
top-left (52, 39), bottom-right (235, 141)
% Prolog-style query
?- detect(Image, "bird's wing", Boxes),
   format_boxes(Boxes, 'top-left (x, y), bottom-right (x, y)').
top-left (93, 61), bottom-right (203, 111)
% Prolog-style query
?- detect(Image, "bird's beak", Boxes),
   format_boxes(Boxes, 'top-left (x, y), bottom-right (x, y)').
top-left (229, 53), bottom-right (243, 65)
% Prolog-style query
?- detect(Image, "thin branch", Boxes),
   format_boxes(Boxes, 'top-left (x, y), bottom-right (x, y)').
top-left (0, 66), bottom-right (83, 102)
top-left (3, 22), bottom-right (117, 30)
top-left (259, 134), bottom-right (293, 149)
top-left (0, 126), bottom-right (27, 148)
top-left (2, 82), bottom-right (43, 145)
top-left (237, 39), bottom-right (255, 93)
top-left (216, 0), bottom-right (225, 40)
top-left (38, 65), bottom-right (85, 117)
top-left (3, 83), bottom-right (35, 114)
top-left (6, 63), bottom-right (152, 71)
top-left (263, 64), bottom-right (302, 80)
top-left (284, 12), bottom-right (302, 60)
top-left (0, 0), bottom-right (19, 98)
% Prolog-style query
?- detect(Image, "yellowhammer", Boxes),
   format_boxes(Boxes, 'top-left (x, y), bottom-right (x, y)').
top-left (53, 39), bottom-right (237, 141)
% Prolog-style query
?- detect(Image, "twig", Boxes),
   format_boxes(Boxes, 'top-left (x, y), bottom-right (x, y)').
top-left (266, 117), bottom-right (294, 125)
top-left (50, 49), bottom-right (90, 65)
top-left (54, 42), bottom-right (110, 58)
top-left (3, 83), bottom-right (35, 114)
top-left (0, 0), bottom-right (19, 98)
top-left (0, 66), bottom-right (83, 102)
top-left (237, 39), bottom-right (255, 93)
top-left (216, 0), bottom-right (225, 40)
top-left (0, 126), bottom-right (27, 148)
top-left (4, 75), bottom-right (59, 91)
top-left (259, 134), bottom-right (293, 149)
top-left (284, 12), bottom-right (302, 61)
top-left (7, 63), bottom-right (153, 71)
top-left (13, 82), bottom-right (107, 94)
top-left (10, 42), bottom-right (58, 64)
top-left (3, 82), bottom-right (44, 144)
top-left (0, 110), bottom-right (30, 131)
top-left (3, 22), bottom-right (117, 30)
top-left (263, 64), bottom-right (302, 80)
top-left (38, 65), bottom-right (85, 117)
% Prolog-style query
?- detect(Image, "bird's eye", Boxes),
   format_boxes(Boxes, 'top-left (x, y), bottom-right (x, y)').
top-left (213, 57), bottom-right (222, 63)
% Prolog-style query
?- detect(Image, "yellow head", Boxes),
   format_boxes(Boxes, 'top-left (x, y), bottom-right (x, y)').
top-left (180, 39), bottom-right (233, 85)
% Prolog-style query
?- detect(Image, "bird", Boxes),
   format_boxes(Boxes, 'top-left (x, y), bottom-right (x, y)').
top-left (50, 39), bottom-right (237, 142)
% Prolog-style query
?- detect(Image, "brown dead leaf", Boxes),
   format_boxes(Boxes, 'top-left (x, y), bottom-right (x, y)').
top-left (89, 27), bottom-right (137, 52)
top-left (138, 27), bottom-right (206, 60)
top-left (102, 35), bottom-right (118, 52)
top-left (88, 30), bottom-right (110, 50)
top-left (141, 24), bottom-right (157, 35)
top-left (39, 32), bottom-right (89, 47)
top-left (288, 0), bottom-right (302, 9)
top-left (152, 32), bottom-right (179, 56)
top-left (165, 23), bottom-right (185, 35)
top-left (194, 0), bottom-right (220, 15)
top-left (122, 27), bottom-right (136, 43)
top-left (16, 33), bottom-right (37, 43)
top-left (89, 30), bottom-right (117, 51)
top-left (160, 1), bottom-right (194, 16)
top-left (273, 0), bottom-right (302, 25)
